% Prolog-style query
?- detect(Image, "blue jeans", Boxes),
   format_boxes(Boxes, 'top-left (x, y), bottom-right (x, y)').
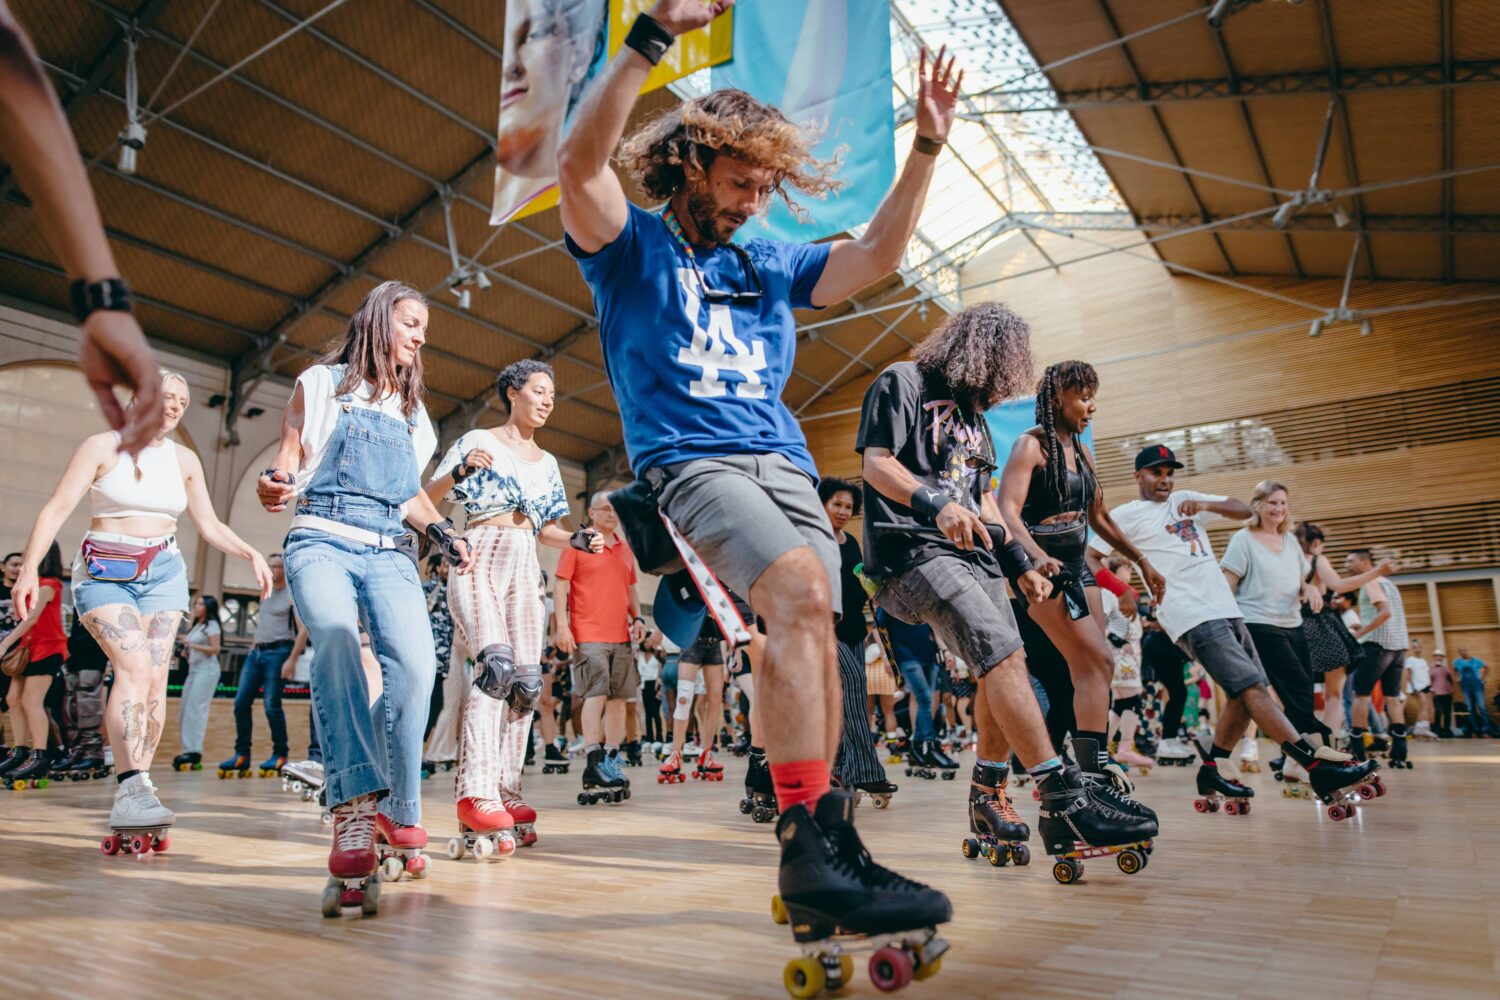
top-left (899, 656), bottom-right (941, 743)
top-left (233, 644), bottom-right (291, 758)
top-left (1461, 678), bottom-right (1493, 734)
top-left (284, 530), bottom-right (435, 826)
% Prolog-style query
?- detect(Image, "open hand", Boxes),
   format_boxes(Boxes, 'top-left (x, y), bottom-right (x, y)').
top-left (81, 310), bottom-right (162, 455)
top-left (914, 46), bottom-right (963, 144)
top-left (647, 0), bottom-right (733, 36)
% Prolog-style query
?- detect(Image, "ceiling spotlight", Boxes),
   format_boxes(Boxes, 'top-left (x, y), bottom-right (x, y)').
top-left (456, 287), bottom-right (472, 311)
top-left (1308, 318), bottom-right (1324, 337)
top-left (1272, 200), bottom-right (1297, 228)
top-left (474, 269), bottom-right (492, 291)
top-left (1360, 318), bottom-right (1372, 336)
top-left (1333, 205), bottom-right (1350, 228)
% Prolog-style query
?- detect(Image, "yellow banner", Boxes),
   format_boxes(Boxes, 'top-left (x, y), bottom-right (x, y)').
top-left (607, 0), bottom-right (734, 93)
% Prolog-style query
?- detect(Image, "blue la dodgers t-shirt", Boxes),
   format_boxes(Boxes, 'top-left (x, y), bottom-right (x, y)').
top-left (566, 203), bottom-right (831, 477)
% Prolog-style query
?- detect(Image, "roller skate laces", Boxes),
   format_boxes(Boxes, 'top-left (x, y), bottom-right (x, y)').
top-left (322, 795), bottom-right (382, 918)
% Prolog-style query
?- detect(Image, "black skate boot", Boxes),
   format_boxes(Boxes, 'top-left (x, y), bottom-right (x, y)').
top-left (524, 738), bottom-right (536, 768)
top-left (0, 745), bottom-right (29, 778)
top-left (1193, 763), bottom-right (1255, 815)
top-left (853, 778), bottom-right (898, 809)
top-left (1388, 728), bottom-right (1413, 769)
top-left (773, 790), bottom-right (951, 990)
top-left (1346, 729), bottom-right (1369, 762)
top-left (1306, 752), bottom-right (1384, 820)
top-left (7, 749), bottom-right (51, 789)
top-left (962, 763), bottom-right (1030, 867)
top-left (926, 741), bottom-right (960, 780)
top-left (740, 747), bottom-right (777, 822)
top-left (1268, 755), bottom-right (1286, 780)
top-left (729, 729), bottom-right (752, 757)
top-left (623, 739), bottom-right (643, 767)
top-left (50, 745), bottom-right (84, 775)
top-left (1072, 735), bottom-right (1159, 826)
top-left (577, 747), bottom-right (628, 806)
top-left (542, 743), bottom-right (570, 775)
top-left (1037, 765), bottom-right (1158, 884)
top-left (172, 751), bottom-right (203, 773)
top-left (903, 740), bottom-right (941, 781)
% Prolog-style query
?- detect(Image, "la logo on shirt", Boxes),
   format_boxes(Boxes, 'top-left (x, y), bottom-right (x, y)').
top-left (674, 266), bottom-right (768, 400)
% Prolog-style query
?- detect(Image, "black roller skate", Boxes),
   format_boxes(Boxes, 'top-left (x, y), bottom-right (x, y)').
top-left (1308, 753), bottom-right (1385, 821)
top-left (903, 740), bottom-right (942, 781)
top-left (961, 764), bottom-right (1030, 868)
top-left (623, 739), bottom-right (643, 767)
top-left (1268, 755), bottom-right (1286, 780)
top-left (172, 751), bottom-right (203, 772)
top-left (1388, 729), bottom-right (1413, 769)
top-left (854, 779), bottom-right (898, 810)
top-left (1037, 765), bottom-right (1158, 884)
top-left (6, 749), bottom-right (50, 790)
top-left (1193, 764), bottom-right (1254, 815)
top-left (729, 730), bottom-right (752, 757)
top-left (577, 747), bottom-right (629, 805)
top-left (50, 745), bottom-right (84, 776)
top-left (542, 743), bottom-right (570, 775)
top-left (926, 741), bottom-right (960, 781)
top-left (69, 753), bottom-right (111, 781)
top-left (883, 732), bottom-right (908, 766)
top-left (1073, 735), bottom-right (1158, 826)
top-left (0, 745), bottom-right (28, 779)
top-left (740, 747), bottom-right (777, 822)
top-left (772, 791), bottom-right (951, 996)
top-left (420, 758), bottom-right (437, 780)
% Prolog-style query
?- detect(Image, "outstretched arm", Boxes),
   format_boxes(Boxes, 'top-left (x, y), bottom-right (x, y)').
top-left (179, 447), bottom-right (273, 598)
top-left (812, 48), bottom-right (962, 307)
top-left (0, 2), bottom-right (161, 449)
top-left (558, 0), bottom-right (732, 252)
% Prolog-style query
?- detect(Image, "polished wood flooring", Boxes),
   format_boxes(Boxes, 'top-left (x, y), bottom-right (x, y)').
top-left (3, 704), bottom-right (1499, 999)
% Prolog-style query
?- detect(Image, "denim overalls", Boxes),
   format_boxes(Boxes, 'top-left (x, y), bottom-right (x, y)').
top-left (282, 370), bottom-right (436, 825)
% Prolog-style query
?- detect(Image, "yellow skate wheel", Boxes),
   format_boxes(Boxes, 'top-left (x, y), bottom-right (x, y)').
top-left (770, 894), bottom-right (788, 925)
top-left (838, 954), bottom-right (853, 985)
top-left (914, 954), bottom-right (943, 981)
top-left (783, 956), bottom-right (825, 999)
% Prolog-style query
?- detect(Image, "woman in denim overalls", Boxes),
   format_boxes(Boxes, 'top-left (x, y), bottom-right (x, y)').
top-left (258, 282), bottom-right (472, 915)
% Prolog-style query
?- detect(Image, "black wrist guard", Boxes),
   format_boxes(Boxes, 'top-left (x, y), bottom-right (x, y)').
top-left (570, 528), bottom-right (598, 552)
top-left (426, 519), bottom-right (466, 566)
top-left (625, 12), bottom-right (674, 65)
top-left (69, 277), bottom-right (133, 322)
top-left (913, 134), bottom-right (945, 157)
top-left (451, 461), bottom-right (471, 483)
top-left (998, 537), bottom-right (1034, 579)
top-left (909, 486), bottom-right (948, 524)
top-left (1108, 633), bottom-right (1128, 648)
top-left (261, 467), bottom-right (295, 486)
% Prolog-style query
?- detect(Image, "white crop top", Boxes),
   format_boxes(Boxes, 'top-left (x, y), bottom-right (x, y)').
top-left (90, 435), bottom-right (188, 521)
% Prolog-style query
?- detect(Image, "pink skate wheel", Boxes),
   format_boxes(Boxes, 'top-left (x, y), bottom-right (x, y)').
top-left (869, 946), bottom-right (914, 992)
top-left (101, 834), bottom-right (121, 856)
top-left (1357, 784), bottom-right (1376, 800)
top-left (129, 834), bottom-right (150, 855)
top-left (341, 888), bottom-right (363, 908)
top-left (1193, 799), bottom-right (1207, 813)
top-left (1327, 803), bottom-right (1347, 821)
top-left (406, 854), bottom-right (429, 878)
top-left (520, 829), bottom-right (538, 848)
top-left (494, 832), bottom-right (517, 858)
top-left (153, 834), bottom-right (170, 853)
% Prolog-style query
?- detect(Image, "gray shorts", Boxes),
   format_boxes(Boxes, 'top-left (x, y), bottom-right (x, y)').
top-left (1176, 619), bottom-right (1268, 698)
top-left (657, 453), bottom-right (841, 610)
top-left (873, 555), bottom-right (1023, 679)
top-left (574, 642), bottom-right (639, 700)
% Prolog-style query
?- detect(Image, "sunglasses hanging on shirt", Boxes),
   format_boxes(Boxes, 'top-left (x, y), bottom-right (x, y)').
top-left (662, 207), bottom-right (764, 306)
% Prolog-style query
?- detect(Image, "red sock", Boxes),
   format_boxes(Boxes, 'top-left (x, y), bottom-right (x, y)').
top-left (770, 759), bottom-right (830, 814)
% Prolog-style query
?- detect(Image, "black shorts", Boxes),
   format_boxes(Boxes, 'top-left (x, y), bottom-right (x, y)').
top-left (1352, 643), bottom-right (1404, 698)
top-left (22, 653), bottom-right (64, 678)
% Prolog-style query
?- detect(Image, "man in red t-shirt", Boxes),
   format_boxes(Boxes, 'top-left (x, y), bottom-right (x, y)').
top-left (556, 492), bottom-right (643, 797)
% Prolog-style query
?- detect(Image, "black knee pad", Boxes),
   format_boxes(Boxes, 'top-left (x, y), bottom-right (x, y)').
top-left (473, 643), bottom-right (518, 701)
top-left (506, 664), bottom-right (543, 716)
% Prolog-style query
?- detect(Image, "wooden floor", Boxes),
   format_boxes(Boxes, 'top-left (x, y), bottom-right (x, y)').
top-left (4, 704), bottom-right (1499, 1000)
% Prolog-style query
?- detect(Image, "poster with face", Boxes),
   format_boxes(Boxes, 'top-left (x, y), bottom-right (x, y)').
top-left (491, 0), bottom-right (609, 225)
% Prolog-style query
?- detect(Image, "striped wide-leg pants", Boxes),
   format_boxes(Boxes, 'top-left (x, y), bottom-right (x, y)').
top-left (835, 639), bottom-right (887, 786)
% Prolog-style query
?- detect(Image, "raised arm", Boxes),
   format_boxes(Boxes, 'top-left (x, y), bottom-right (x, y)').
top-left (0, 2), bottom-right (161, 448)
top-left (1177, 496), bottom-right (1252, 520)
top-left (1312, 553), bottom-right (1395, 595)
top-left (558, 0), bottom-right (731, 252)
top-left (811, 48), bottom-right (961, 307)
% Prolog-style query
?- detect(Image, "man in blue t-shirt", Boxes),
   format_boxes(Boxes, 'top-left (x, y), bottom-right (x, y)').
top-left (559, 0), bottom-right (962, 946)
top-left (1453, 647), bottom-right (1495, 736)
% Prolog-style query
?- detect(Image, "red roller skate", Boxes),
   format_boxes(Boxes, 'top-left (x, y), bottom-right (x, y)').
top-left (502, 798), bottom-right (539, 847)
top-left (322, 795), bottom-right (380, 918)
top-left (447, 798), bottom-right (517, 861)
top-left (658, 749), bottom-right (686, 784)
top-left (693, 748), bottom-right (725, 782)
top-left (375, 813), bottom-right (430, 882)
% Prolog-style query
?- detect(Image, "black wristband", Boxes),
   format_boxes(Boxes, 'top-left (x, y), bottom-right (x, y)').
top-left (261, 467), bottom-right (295, 486)
top-left (451, 461), bottom-right (471, 483)
top-left (624, 12), bottom-right (674, 65)
top-left (69, 278), bottom-right (133, 322)
top-left (570, 528), bottom-right (598, 552)
top-left (909, 486), bottom-right (949, 524)
top-left (426, 519), bottom-right (467, 566)
top-left (998, 537), bottom-right (1035, 578)
top-left (913, 134), bottom-right (945, 157)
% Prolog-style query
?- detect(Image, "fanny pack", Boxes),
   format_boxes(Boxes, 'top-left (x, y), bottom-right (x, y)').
top-left (609, 478), bottom-right (683, 576)
top-left (81, 535), bottom-right (173, 583)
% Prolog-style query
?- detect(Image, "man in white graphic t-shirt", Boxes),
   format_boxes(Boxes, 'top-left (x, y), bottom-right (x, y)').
top-left (1087, 445), bottom-right (1377, 809)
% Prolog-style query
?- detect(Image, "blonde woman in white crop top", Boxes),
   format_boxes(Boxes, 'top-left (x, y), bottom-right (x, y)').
top-left (12, 371), bottom-right (272, 836)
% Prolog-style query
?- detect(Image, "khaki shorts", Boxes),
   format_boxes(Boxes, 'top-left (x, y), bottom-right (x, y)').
top-left (574, 642), bottom-right (639, 700)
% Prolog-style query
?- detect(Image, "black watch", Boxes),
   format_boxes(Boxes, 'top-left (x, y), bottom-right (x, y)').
top-left (69, 278), bottom-right (133, 322)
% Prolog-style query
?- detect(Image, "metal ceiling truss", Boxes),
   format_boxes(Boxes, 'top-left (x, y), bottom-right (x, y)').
top-left (1009, 211), bottom-right (1500, 236)
top-left (978, 58), bottom-right (1500, 114)
top-left (1315, 0), bottom-right (1375, 279)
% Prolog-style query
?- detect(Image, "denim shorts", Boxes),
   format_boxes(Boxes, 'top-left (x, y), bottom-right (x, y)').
top-left (71, 536), bottom-right (189, 618)
top-left (1175, 618), bottom-right (1268, 698)
top-left (873, 555), bottom-right (1023, 679)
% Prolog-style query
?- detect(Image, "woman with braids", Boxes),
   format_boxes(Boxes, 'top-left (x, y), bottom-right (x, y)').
top-left (423, 358), bottom-right (601, 854)
top-left (862, 303), bottom-right (1158, 877)
top-left (257, 281), bottom-right (473, 915)
top-left (10, 371), bottom-right (270, 836)
top-left (998, 361), bottom-right (1165, 813)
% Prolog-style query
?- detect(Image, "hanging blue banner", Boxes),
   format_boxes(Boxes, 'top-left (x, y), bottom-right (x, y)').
top-left (710, 0), bottom-right (895, 244)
